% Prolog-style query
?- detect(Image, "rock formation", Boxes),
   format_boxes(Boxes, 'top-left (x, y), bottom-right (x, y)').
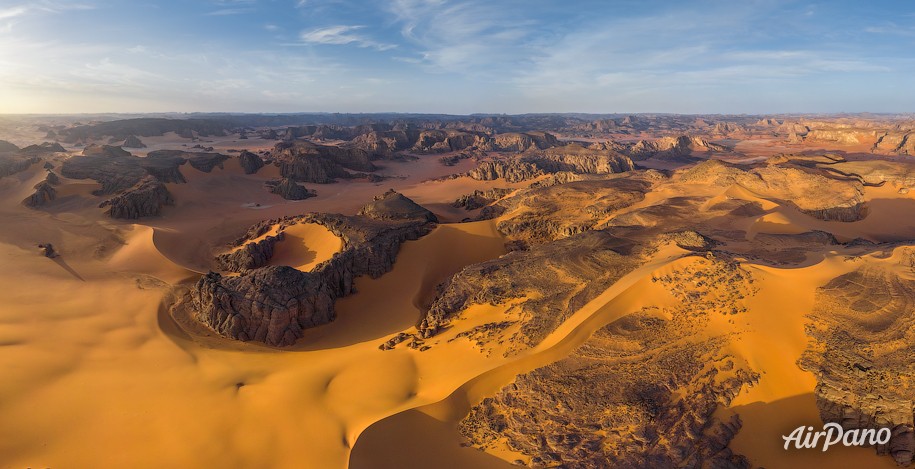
top-left (268, 178), bottom-right (316, 200)
top-left (238, 150), bottom-right (265, 174)
top-left (357, 189), bottom-right (438, 223)
top-left (273, 140), bottom-right (376, 183)
top-left (189, 192), bottom-right (438, 346)
top-left (100, 176), bottom-right (174, 219)
top-left (23, 180), bottom-right (57, 208)
top-left (122, 135), bottom-right (146, 148)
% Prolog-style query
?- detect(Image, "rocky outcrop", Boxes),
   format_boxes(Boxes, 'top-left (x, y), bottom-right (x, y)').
top-left (0, 154), bottom-right (39, 178)
top-left (268, 178), bottom-right (315, 200)
top-left (452, 188), bottom-right (513, 210)
top-left (492, 132), bottom-right (559, 151)
top-left (100, 176), bottom-right (174, 219)
top-left (190, 194), bottom-right (438, 346)
top-left (23, 180), bottom-right (57, 208)
top-left (238, 150), bottom-right (265, 174)
top-left (19, 142), bottom-right (66, 155)
top-left (186, 152), bottom-right (229, 173)
top-left (38, 243), bottom-right (58, 258)
top-left (216, 233), bottom-right (283, 272)
top-left (799, 264), bottom-right (915, 466)
top-left (62, 145), bottom-right (153, 193)
top-left (357, 189), bottom-right (438, 222)
top-left (122, 135), bottom-right (146, 148)
top-left (273, 140), bottom-right (376, 183)
top-left (468, 159), bottom-right (543, 182)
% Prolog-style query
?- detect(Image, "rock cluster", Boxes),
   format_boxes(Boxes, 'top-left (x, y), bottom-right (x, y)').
top-left (189, 192), bottom-right (438, 346)
top-left (100, 176), bottom-right (174, 219)
top-left (238, 150), bottom-right (264, 174)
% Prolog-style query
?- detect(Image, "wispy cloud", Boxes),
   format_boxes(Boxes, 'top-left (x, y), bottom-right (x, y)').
top-left (299, 25), bottom-right (396, 50)
top-left (205, 8), bottom-right (255, 16)
top-left (0, 6), bottom-right (28, 20)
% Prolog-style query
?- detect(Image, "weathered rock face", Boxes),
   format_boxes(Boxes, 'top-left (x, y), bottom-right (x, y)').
top-left (467, 144), bottom-right (634, 183)
top-left (186, 152), bottom-right (229, 172)
top-left (678, 159), bottom-right (867, 222)
top-left (532, 143), bottom-right (635, 174)
top-left (459, 257), bottom-right (759, 468)
top-left (452, 188), bottom-right (513, 211)
top-left (238, 150), bottom-right (265, 174)
top-left (23, 180), bottom-right (57, 208)
top-left (273, 140), bottom-right (376, 183)
top-left (122, 135), bottom-right (146, 148)
top-left (216, 233), bottom-right (283, 272)
top-left (493, 179), bottom-right (650, 243)
top-left (799, 263), bottom-right (915, 466)
top-left (19, 142), bottom-right (66, 155)
top-left (190, 194), bottom-right (438, 346)
top-left (492, 131), bottom-right (559, 151)
top-left (62, 145), bottom-right (154, 193)
top-left (357, 189), bottom-right (438, 222)
top-left (0, 154), bottom-right (39, 178)
top-left (625, 135), bottom-right (729, 160)
top-left (100, 176), bottom-right (174, 219)
top-left (268, 178), bottom-right (315, 200)
top-left (419, 230), bottom-right (644, 350)
top-left (140, 150), bottom-right (189, 183)
top-left (468, 159), bottom-right (543, 182)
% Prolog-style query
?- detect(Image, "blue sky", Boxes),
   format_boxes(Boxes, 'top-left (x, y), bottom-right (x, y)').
top-left (0, 0), bottom-right (913, 114)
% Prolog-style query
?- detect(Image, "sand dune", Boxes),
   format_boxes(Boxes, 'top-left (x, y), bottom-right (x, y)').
top-left (267, 223), bottom-right (342, 272)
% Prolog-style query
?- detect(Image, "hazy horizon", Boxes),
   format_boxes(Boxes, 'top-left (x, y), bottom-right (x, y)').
top-left (1, 0), bottom-right (913, 114)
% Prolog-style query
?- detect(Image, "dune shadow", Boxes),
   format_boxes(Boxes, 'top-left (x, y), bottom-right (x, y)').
top-left (52, 257), bottom-right (85, 281)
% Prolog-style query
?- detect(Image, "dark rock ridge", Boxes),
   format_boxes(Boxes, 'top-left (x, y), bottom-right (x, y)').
top-left (19, 142), bottom-right (66, 155)
top-left (267, 178), bottom-right (316, 200)
top-left (189, 192), bottom-right (438, 346)
top-left (357, 189), bottom-right (438, 223)
top-left (238, 150), bottom-right (265, 174)
top-left (99, 176), bottom-right (174, 219)
top-left (23, 181), bottom-right (57, 208)
top-left (467, 144), bottom-right (635, 183)
top-left (0, 154), bottom-right (40, 178)
top-left (57, 117), bottom-right (230, 143)
top-left (273, 140), bottom-right (376, 183)
top-left (216, 233), bottom-right (284, 272)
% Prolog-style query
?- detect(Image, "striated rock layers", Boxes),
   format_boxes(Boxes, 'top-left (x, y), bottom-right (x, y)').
top-left (467, 143), bottom-right (635, 183)
top-left (99, 176), bottom-right (174, 219)
top-left (800, 263), bottom-right (915, 466)
top-left (273, 140), bottom-right (376, 183)
top-left (190, 191), bottom-right (437, 346)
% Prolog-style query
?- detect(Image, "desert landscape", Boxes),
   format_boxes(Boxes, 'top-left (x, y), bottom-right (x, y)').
top-left (2, 112), bottom-right (915, 468)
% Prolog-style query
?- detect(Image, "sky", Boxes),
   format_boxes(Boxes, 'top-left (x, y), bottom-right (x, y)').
top-left (0, 0), bottom-right (913, 114)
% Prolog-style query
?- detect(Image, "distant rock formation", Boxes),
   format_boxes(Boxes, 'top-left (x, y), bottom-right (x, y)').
top-left (452, 188), bottom-right (513, 210)
top-left (357, 189), bottom-right (438, 222)
top-left (0, 154), bottom-right (40, 178)
top-left (122, 135), bottom-right (146, 148)
top-left (268, 178), bottom-right (316, 200)
top-left (238, 150), bottom-right (264, 174)
top-left (0, 140), bottom-right (19, 153)
top-left (467, 144), bottom-right (634, 183)
top-left (273, 140), bottom-right (376, 183)
top-left (100, 176), bottom-right (174, 219)
top-left (19, 142), bottom-right (66, 155)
